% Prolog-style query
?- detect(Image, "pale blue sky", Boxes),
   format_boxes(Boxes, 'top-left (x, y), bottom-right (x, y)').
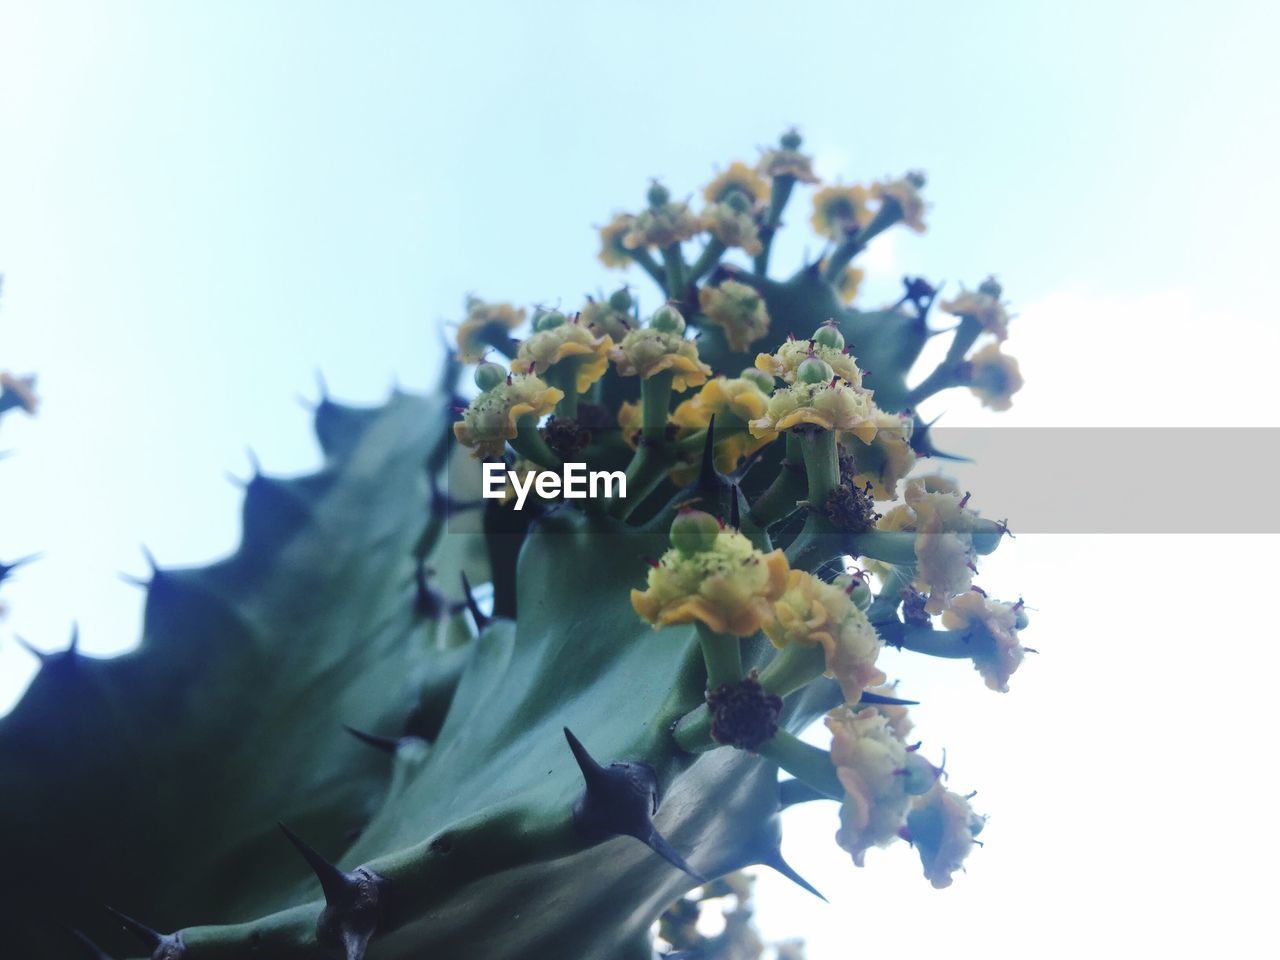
top-left (1, 2), bottom-right (1277, 957)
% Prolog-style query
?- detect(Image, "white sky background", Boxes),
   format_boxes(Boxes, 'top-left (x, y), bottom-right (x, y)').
top-left (1, 1), bottom-right (1278, 957)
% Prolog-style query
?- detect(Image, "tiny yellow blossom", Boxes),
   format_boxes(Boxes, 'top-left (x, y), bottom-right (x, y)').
top-left (611, 328), bottom-right (712, 392)
top-left (966, 344), bottom-right (1024, 411)
top-left (754, 337), bottom-right (864, 388)
top-left (905, 478), bottom-right (980, 614)
top-left (598, 213), bottom-right (636, 269)
top-left (699, 201), bottom-right (764, 256)
top-left (671, 375), bottom-right (775, 475)
top-left (451, 373), bottom-right (563, 460)
top-left (941, 591), bottom-right (1026, 692)
top-left (703, 161), bottom-right (770, 205)
top-left (623, 202), bottom-right (702, 250)
top-left (844, 410), bottom-right (917, 501)
top-left (512, 321), bottom-right (613, 394)
top-left (748, 380), bottom-right (878, 443)
top-left (940, 286), bottom-right (1009, 340)
top-left (631, 528), bottom-right (790, 636)
top-left (456, 300), bottom-right (526, 364)
top-left (764, 571), bottom-right (887, 704)
top-left (906, 783), bottom-right (985, 889)
top-left (0, 372), bottom-right (39, 415)
top-left (617, 400), bottom-right (642, 450)
top-left (699, 281), bottom-right (771, 353)
top-left (871, 173), bottom-right (927, 233)
top-left (826, 705), bottom-right (911, 866)
top-left (810, 184), bottom-right (870, 240)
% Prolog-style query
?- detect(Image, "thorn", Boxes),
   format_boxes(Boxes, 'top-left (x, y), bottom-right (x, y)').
top-left (104, 907), bottom-right (185, 956)
top-left (858, 690), bottom-right (919, 707)
top-left (278, 824), bottom-right (384, 960)
top-left (315, 369), bottom-right (330, 400)
top-left (564, 728), bottom-right (704, 882)
top-left (225, 470), bottom-right (249, 489)
top-left (13, 635), bottom-right (50, 664)
top-left (343, 725), bottom-right (404, 756)
top-left (66, 927), bottom-right (114, 960)
top-left (761, 847), bottom-right (828, 902)
top-left (729, 489), bottom-right (741, 529)
top-left (140, 545), bottom-right (159, 573)
top-left (460, 572), bottom-right (490, 632)
top-left (0, 551), bottom-right (41, 583)
top-left (778, 777), bottom-right (832, 808)
top-left (118, 571), bottom-right (151, 589)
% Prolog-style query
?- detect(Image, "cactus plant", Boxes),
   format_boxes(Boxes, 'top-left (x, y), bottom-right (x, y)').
top-left (1, 131), bottom-right (1030, 959)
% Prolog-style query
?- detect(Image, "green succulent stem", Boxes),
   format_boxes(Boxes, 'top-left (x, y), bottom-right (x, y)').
top-left (758, 641), bottom-right (827, 699)
top-left (867, 564), bottom-right (913, 622)
top-left (748, 433), bottom-right (807, 527)
top-left (672, 704), bottom-right (716, 753)
top-left (661, 244), bottom-right (687, 300)
top-left (758, 730), bottom-right (843, 800)
top-left (783, 429), bottom-right (843, 569)
top-left (478, 327), bottom-right (520, 361)
top-left (628, 247), bottom-right (668, 289)
top-left (509, 415), bottom-right (562, 470)
top-left (821, 202), bottom-right (903, 283)
top-left (906, 315), bottom-right (983, 406)
top-left (753, 173), bottom-right (796, 276)
top-left (878, 621), bottom-right (991, 660)
top-left (688, 237), bottom-right (727, 284)
top-left (697, 621), bottom-right (743, 690)
top-left (547, 359), bottom-right (582, 418)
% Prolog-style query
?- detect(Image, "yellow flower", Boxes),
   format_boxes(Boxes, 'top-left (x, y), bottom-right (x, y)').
top-left (757, 147), bottom-right (820, 184)
top-left (810, 184), bottom-right (870, 240)
top-left (0, 372), bottom-right (39, 415)
top-left (824, 261), bottom-right (865, 304)
top-left (826, 704), bottom-right (911, 866)
top-left (451, 373), bottom-right (563, 460)
top-left (940, 287), bottom-right (1009, 341)
top-left (844, 410), bottom-right (917, 501)
top-left (671, 375), bottom-right (775, 475)
top-left (617, 400), bottom-right (642, 449)
top-left (456, 300), bottom-right (526, 364)
top-left (699, 281), bottom-right (771, 353)
top-left (580, 297), bottom-right (632, 342)
top-left (598, 213), bottom-right (636, 268)
top-left (631, 528), bottom-right (790, 636)
top-left (699, 202), bottom-right (763, 256)
top-left (904, 479), bottom-right (980, 614)
top-left (871, 173), bottom-right (927, 233)
top-left (754, 337), bottom-right (864, 389)
top-left (704, 161), bottom-right (770, 204)
top-left (966, 344), bottom-right (1024, 411)
top-left (941, 591), bottom-right (1026, 692)
top-left (748, 380), bottom-right (878, 443)
top-left (906, 783), bottom-right (985, 889)
top-left (611, 328), bottom-right (712, 392)
top-left (623, 202), bottom-right (702, 250)
top-left (512, 321), bottom-right (613, 393)
top-left (764, 571), bottom-right (887, 704)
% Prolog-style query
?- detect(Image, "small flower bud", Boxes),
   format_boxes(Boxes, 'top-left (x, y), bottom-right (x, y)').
top-left (533, 310), bottom-right (567, 332)
top-left (608, 287), bottom-right (633, 312)
top-left (978, 275), bottom-right (1003, 299)
top-left (902, 751), bottom-right (941, 795)
top-left (906, 170), bottom-right (927, 189)
top-left (970, 517), bottom-right (1006, 555)
top-left (647, 181), bottom-right (671, 207)
top-left (650, 303), bottom-right (687, 335)
top-left (780, 129), bottom-right (803, 150)
top-left (669, 509), bottom-right (721, 555)
top-left (796, 356), bottom-right (834, 385)
top-left (812, 321), bottom-right (845, 352)
top-left (834, 574), bottom-right (872, 610)
top-left (1013, 606), bottom-right (1031, 631)
top-left (474, 362), bottom-right (506, 391)
top-left (739, 367), bottom-right (775, 393)
top-left (724, 190), bottom-right (753, 213)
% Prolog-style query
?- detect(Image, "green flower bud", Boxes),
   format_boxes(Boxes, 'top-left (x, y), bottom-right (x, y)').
top-left (902, 752), bottom-right (941, 796)
top-left (670, 509), bottom-right (721, 555)
top-left (971, 518), bottom-right (1006, 555)
top-left (647, 181), bottom-right (671, 207)
top-left (796, 355), bottom-right (834, 385)
top-left (906, 170), bottom-right (927, 189)
top-left (650, 303), bottom-right (686, 335)
top-left (724, 190), bottom-right (753, 213)
top-left (474, 362), bottom-right (506, 391)
top-left (780, 129), bottom-right (803, 150)
top-left (1013, 605), bottom-right (1030, 631)
top-left (812, 321), bottom-right (845, 351)
top-left (740, 367), bottom-right (775, 393)
top-left (978, 275), bottom-right (1003, 299)
top-left (608, 287), bottom-right (633, 312)
top-left (834, 574), bottom-right (872, 611)
top-left (533, 310), bottom-right (566, 332)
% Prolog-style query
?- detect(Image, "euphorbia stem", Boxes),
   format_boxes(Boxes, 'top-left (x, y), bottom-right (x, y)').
top-left (758, 730), bottom-right (843, 800)
top-left (549, 360), bottom-right (581, 419)
top-left (697, 622), bottom-right (743, 690)
top-left (753, 173), bottom-right (796, 276)
top-left (509, 415), bottom-right (562, 470)
top-left (758, 642), bottom-right (826, 699)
